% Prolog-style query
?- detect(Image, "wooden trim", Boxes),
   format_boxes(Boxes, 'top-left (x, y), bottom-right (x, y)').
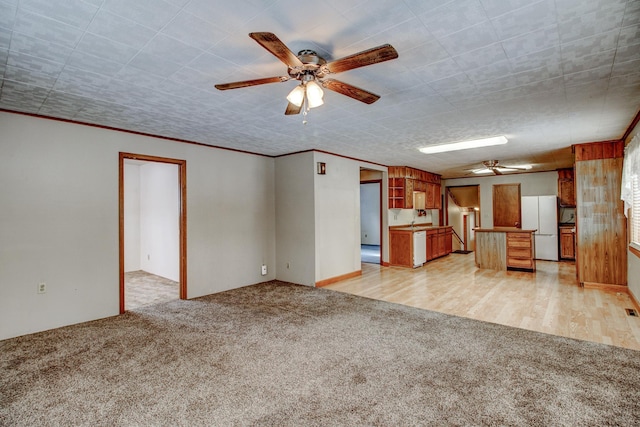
top-left (119, 155), bottom-right (125, 313)
top-left (584, 280), bottom-right (640, 313)
top-left (623, 109), bottom-right (640, 142)
top-left (276, 148), bottom-right (388, 168)
top-left (315, 270), bottom-right (362, 287)
top-left (378, 180), bottom-right (384, 266)
top-left (583, 282), bottom-right (628, 292)
top-left (360, 179), bottom-right (384, 265)
top-left (628, 288), bottom-right (640, 313)
top-left (381, 261), bottom-right (390, 267)
top-left (630, 245), bottom-right (640, 259)
top-left (1, 109), bottom-right (270, 158)
top-left (119, 152), bottom-right (188, 314)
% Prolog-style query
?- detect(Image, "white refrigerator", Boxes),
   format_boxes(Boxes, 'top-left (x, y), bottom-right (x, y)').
top-left (521, 195), bottom-right (558, 261)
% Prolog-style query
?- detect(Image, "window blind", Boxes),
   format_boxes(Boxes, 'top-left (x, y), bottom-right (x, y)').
top-left (633, 175), bottom-right (640, 246)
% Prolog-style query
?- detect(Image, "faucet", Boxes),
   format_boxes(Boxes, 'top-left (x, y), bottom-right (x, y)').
top-left (411, 220), bottom-right (415, 229)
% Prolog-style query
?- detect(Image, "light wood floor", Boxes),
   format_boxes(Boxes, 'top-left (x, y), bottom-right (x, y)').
top-left (325, 253), bottom-right (640, 351)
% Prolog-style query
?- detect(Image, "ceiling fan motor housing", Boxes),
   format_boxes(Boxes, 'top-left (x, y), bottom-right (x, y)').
top-left (289, 49), bottom-right (327, 79)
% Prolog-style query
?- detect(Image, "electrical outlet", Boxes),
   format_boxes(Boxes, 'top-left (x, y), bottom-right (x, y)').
top-left (38, 282), bottom-right (46, 294)
top-left (261, 264), bottom-right (267, 275)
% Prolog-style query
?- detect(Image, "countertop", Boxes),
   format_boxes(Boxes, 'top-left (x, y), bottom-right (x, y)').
top-left (391, 225), bottom-right (451, 232)
top-left (474, 227), bottom-right (537, 233)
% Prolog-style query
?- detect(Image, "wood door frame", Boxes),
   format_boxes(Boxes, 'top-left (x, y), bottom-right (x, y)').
top-left (360, 179), bottom-right (383, 265)
top-left (119, 152), bottom-right (187, 314)
top-left (463, 215), bottom-right (468, 251)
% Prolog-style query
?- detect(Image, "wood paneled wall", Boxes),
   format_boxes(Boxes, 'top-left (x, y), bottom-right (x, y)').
top-left (475, 231), bottom-right (507, 270)
top-left (573, 140), bottom-right (624, 161)
top-left (574, 140), bottom-right (627, 286)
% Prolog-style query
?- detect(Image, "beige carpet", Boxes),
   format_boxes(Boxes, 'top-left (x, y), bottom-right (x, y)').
top-left (2, 281), bottom-right (640, 426)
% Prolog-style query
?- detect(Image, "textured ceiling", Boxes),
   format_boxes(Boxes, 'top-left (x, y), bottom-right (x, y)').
top-left (0, 0), bottom-right (639, 178)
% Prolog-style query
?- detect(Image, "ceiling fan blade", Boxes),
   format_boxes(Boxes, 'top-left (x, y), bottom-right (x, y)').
top-left (215, 76), bottom-right (289, 90)
top-left (285, 102), bottom-right (302, 115)
top-left (321, 79), bottom-right (380, 104)
top-left (493, 169), bottom-right (503, 175)
top-left (249, 32), bottom-right (304, 68)
top-left (324, 44), bottom-right (398, 74)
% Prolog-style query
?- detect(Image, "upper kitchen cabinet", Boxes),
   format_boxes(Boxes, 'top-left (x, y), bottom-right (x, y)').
top-left (388, 166), bottom-right (441, 209)
top-left (558, 168), bottom-right (576, 207)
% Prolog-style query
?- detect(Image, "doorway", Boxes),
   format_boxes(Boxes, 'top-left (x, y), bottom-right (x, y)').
top-left (119, 153), bottom-right (187, 313)
top-left (446, 185), bottom-right (480, 253)
top-left (360, 169), bottom-right (382, 264)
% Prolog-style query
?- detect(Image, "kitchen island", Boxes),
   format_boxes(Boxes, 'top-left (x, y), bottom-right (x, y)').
top-left (474, 228), bottom-right (536, 272)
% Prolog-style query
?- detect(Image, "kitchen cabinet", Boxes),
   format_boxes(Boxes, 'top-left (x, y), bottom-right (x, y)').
top-left (388, 178), bottom-right (406, 209)
top-left (560, 226), bottom-right (575, 260)
top-left (426, 183), bottom-right (441, 209)
top-left (506, 231), bottom-right (535, 270)
top-left (389, 228), bottom-right (413, 266)
top-left (388, 166), bottom-right (441, 209)
top-left (392, 226), bottom-right (452, 266)
top-left (426, 226), bottom-right (452, 260)
top-left (445, 227), bottom-right (453, 254)
top-left (558, 168), bottom-right (575, 207)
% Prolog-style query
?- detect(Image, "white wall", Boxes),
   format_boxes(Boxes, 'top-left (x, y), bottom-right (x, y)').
top-left (360, 182), bottom-right (380, 245)
top-left (444, 171), bottom-right (558, 228)
top-left (314, 152), bottom-right (361, 282)
top-left (0, 112), bottom-right (276, 340)
top-left (275, 151), bottom-right (388, 285)
top-left (139, 162), bottom-right (179, 282)
top-left (274, 152), bottom-right (316, 286)
top-left (447, 194), bottom-right (463, 251)
top-left (124, 163), bottom-right (141, 271)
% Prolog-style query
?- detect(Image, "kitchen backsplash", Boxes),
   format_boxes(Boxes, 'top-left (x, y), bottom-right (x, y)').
top-left (559, 207), bottom-right (576, 224)
top-left (388, 209), bottom-right (437, 226)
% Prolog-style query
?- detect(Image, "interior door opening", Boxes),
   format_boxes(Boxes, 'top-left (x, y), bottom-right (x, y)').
top-left (119, 153), bottom-right (187, 313)
top-left (360, 168), bottom-right (382, 264)
top-left (446, 185), bottom-right (480, 253)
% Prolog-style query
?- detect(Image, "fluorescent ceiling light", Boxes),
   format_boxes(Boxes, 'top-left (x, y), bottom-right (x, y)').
top-left (419, 136), bottom-right (508, 154)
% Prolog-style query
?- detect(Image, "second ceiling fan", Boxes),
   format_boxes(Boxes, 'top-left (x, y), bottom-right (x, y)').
top-left (215, 32), bottom-right (399, 117)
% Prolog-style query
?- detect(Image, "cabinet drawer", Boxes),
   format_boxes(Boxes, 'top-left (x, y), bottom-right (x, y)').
top-left (507, 238), bottom-right (532, 249)
top-left (507, 257), bottom-right (534, 269)
top-left (507, 232), bottom-right (531, 240)
top-left (508, 247), bottom-right (531, 258)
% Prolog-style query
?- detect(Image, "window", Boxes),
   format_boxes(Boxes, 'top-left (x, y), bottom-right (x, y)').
top-left (622, 134), bottom-right (640, 252)
top-left (632, 174), bottom-right (640, 248)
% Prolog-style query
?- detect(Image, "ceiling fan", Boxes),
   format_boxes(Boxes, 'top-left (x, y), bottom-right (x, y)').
top-left (215, 32), bottom-right (398, 118)
top-left (470, 160), bottom-right (532, 175)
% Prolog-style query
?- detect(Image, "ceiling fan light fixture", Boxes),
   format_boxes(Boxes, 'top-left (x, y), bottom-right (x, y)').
top-left (287, 85), bottom-right (305, 107)
top-left (419, 136), bottom-right (508, 154)
top-left (305, 81), bottom-right (324, 109)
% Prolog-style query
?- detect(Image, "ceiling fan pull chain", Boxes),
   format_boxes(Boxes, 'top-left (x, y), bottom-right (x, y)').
top-left (302, 97), bottom-right (309, 125)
